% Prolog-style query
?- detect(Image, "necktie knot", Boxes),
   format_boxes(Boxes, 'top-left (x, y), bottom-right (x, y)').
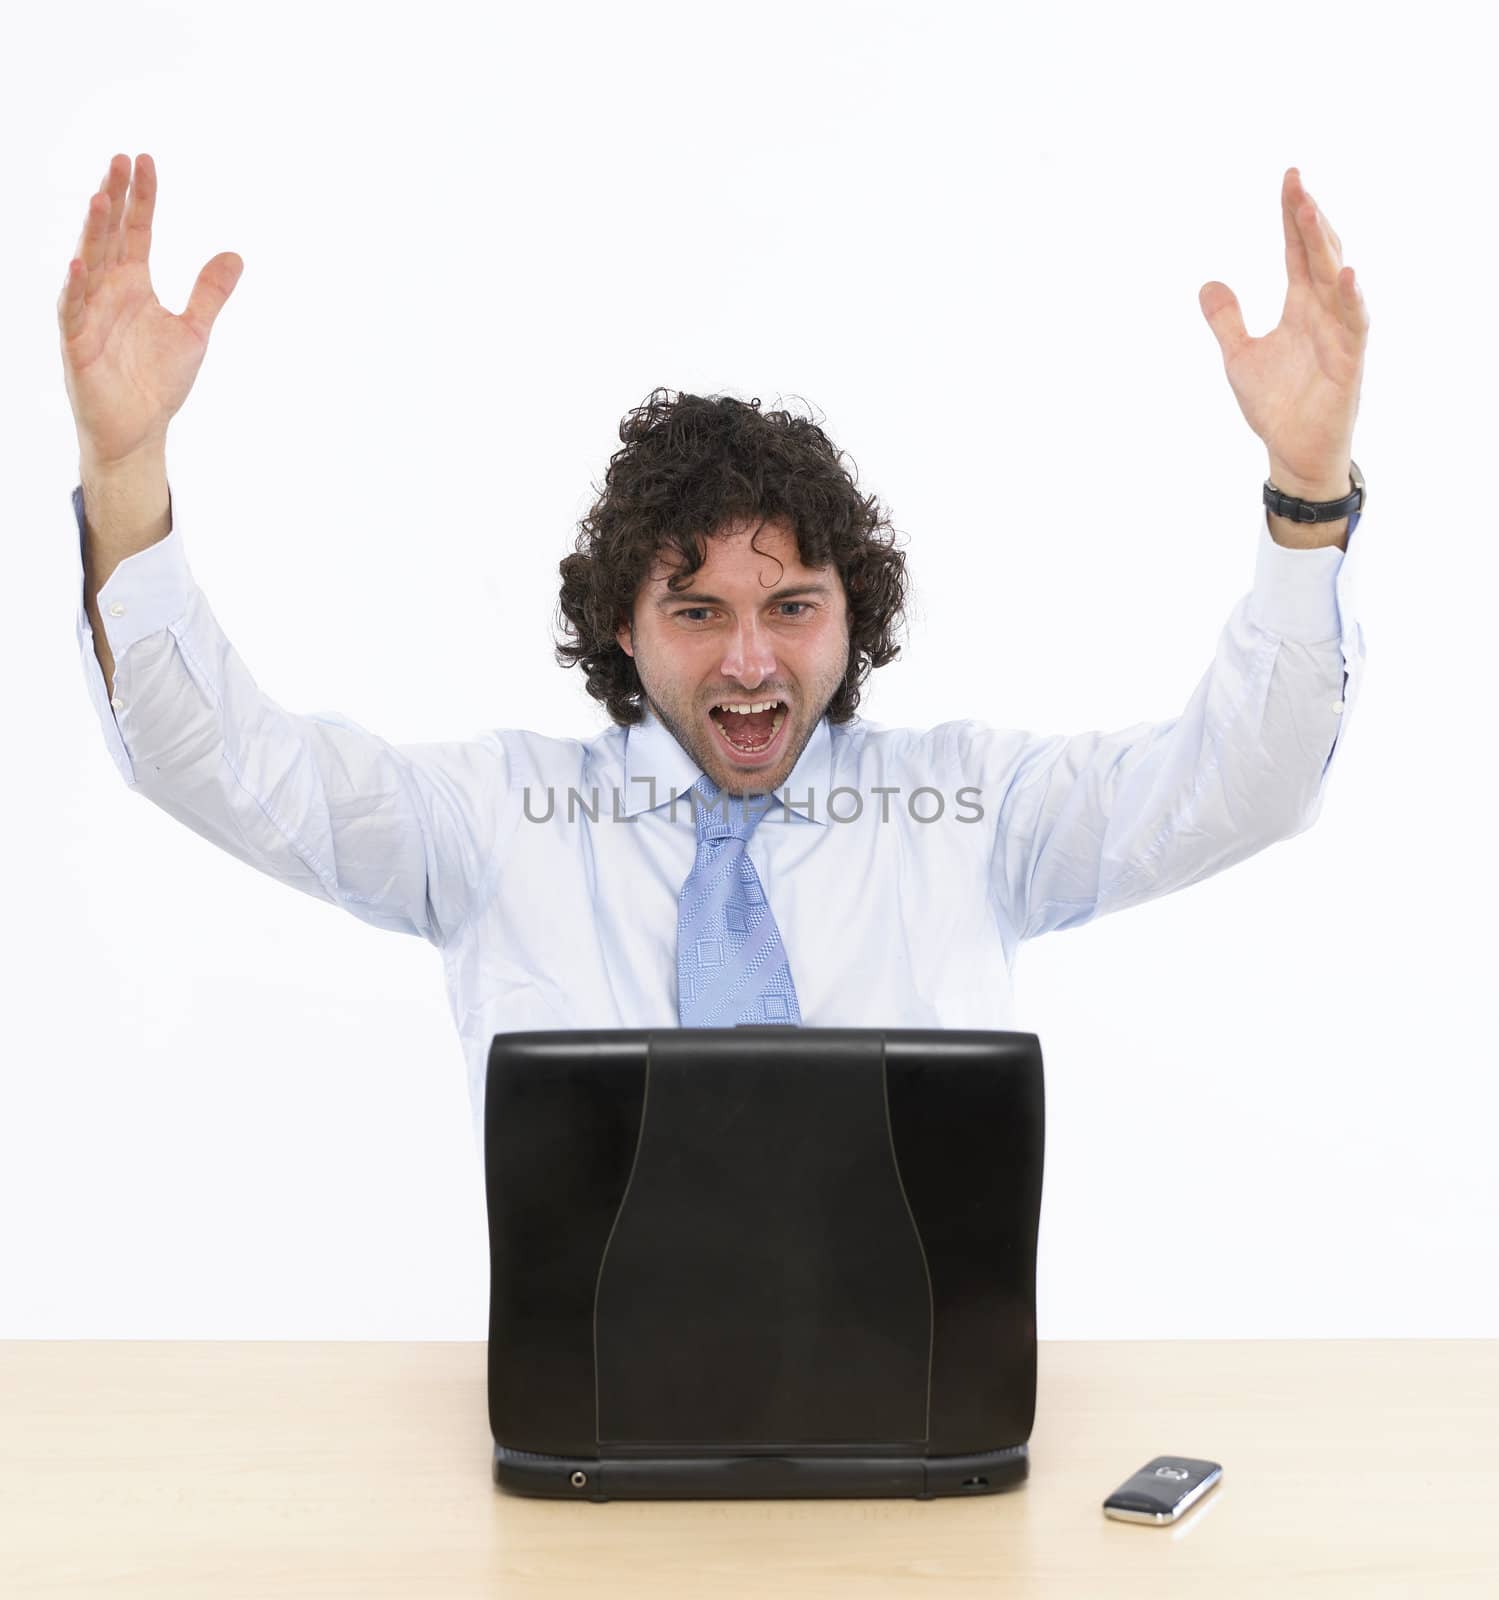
top-left (690, 773), bottom-right (771, 844)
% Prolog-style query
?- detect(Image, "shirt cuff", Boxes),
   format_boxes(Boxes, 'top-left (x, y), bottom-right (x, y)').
top-left (73, 481), bottom-right (196, 786)
top-left (1246, 502), bottom-right (1362, 645)
top-left (72, 481), bottom-right (195, 655)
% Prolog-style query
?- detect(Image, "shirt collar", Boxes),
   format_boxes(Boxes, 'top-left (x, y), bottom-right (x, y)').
top-left (622, 703), bottom-right (831, 824)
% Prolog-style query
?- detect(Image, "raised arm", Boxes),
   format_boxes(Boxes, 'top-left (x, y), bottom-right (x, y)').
top-left (965, 501), bottom-right (1363, 945)
top-left (62, 155), bottom-right (505, 950)
top-left (58, 152), bottom-right (243, 690)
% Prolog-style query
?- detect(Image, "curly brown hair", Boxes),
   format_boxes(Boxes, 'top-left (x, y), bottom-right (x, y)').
top-left (554, 388), bottom-right (910, 726)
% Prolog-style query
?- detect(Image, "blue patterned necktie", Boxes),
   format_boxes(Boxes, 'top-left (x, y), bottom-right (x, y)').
top-left (676, 772), bottom-right (803, 1027)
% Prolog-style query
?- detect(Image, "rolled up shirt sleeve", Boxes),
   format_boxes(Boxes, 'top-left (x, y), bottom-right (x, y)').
top-left (961, 503), bottom-right (1367, 944)
top-left (73, 484), bottom-right (506, 950)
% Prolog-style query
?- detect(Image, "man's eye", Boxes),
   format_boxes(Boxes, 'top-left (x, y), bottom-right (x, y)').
top-left (673, 603), bottom-right (812, 622)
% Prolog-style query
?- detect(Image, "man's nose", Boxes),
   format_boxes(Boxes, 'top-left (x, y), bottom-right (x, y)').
top-left (719, 615), bottom-right (778, 687)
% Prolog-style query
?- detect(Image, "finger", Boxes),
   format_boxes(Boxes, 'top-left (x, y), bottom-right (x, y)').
top-left (1282, 167), bottom-right (1311, 287)
top-left (1305, 188), bottom-right (1343, 261)
top-left (122, 153), bottom-right (157, 268)
top-left (71, 175), bottom-right (98, 261)
top-left (72, 168), bottom-right (104, 260)
top-left (80, 157), bottom-right (126, 291)
top-left (184, 252), bottom-right (245, 341)
top-left (102, 153), bottom-right (130, 268)
top-left (1199, 280), bottom-right (1250, 363)
top-left (58, 257), bottom-right (85, 334)
top-left (1297, 193), bottom-right (1342, 287)
top-left (61, 168), bottom-right (113, 332)
top-left (1336, 264), bottom-right (1370, 336)
top-left (78, 184), bottom-right (113, 286)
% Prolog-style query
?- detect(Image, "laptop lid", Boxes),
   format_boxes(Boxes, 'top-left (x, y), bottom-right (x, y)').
top-left (484, 1026), bottom-right (1044, 1499)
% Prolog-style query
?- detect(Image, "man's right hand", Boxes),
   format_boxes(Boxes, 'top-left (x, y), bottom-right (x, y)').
top-left (58, 153), bottom-right (243, 471)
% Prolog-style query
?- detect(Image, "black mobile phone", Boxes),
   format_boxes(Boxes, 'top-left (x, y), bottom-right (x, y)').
top-left (1102, 1455), bottom-right (1223, 1524)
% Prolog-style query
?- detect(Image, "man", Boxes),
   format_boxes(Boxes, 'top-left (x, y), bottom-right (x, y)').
top-left (62, 154), bottom-right (1368, 1155)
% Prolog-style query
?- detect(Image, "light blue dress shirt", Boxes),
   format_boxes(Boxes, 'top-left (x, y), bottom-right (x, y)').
top-left (74, 484), bottom-right (1364, 1155)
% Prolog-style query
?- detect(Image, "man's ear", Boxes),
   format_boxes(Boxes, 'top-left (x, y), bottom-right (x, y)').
top-left (616, 619), bottom-right (634, 659)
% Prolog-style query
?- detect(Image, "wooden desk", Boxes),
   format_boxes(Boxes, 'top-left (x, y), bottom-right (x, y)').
top-left (2, 1340), bottom-right (1495, 1597)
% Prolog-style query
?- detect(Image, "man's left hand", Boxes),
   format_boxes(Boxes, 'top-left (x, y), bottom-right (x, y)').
top-left (1199, 168), bottom-right (1370, 499)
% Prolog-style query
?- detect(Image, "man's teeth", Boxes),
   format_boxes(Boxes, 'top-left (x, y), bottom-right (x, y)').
top-left (711, 703), bottom-right (788, 743)
top-left (713, 699), bottom-right (783, 713)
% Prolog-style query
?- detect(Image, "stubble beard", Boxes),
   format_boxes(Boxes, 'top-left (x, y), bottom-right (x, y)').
top-left (639, 653), bottom-right (847, 799)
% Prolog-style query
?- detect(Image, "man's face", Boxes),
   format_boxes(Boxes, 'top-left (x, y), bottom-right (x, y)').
top-left (616, 518), bottom-right (850, 797)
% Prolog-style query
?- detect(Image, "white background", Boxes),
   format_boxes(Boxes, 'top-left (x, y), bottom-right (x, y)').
top-left (3, 0), bottom-right (1493, 1340)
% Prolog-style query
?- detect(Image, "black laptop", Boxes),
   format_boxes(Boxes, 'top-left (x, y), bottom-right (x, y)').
top-left (483, 1025), bottom-right (1044, 1501)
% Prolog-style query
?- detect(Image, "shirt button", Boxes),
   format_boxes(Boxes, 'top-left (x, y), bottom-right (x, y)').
top-left (110, 697), bottom-right (125, 711)
top-left (107, 602), bottom-right (126, 617)
top-left (1330, 700), bottom-right (1345, 714)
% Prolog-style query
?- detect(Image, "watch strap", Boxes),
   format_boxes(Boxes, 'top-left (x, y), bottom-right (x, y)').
top-left (1263, 460), bottom-right (1365, 524)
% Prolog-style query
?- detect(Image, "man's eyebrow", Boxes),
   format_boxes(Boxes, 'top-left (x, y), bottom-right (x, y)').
top-left (653, 582), bottom-right (834, 611)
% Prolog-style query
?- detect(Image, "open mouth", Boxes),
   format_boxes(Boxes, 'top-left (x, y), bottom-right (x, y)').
top-left (707, 698), bottom-right (790, 764)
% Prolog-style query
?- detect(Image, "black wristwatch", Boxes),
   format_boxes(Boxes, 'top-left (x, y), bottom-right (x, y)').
top-left (1263, 459), bottom-right (1365, 524)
